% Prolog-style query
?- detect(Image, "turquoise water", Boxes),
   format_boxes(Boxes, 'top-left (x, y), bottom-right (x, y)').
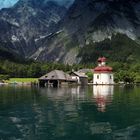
top-left (0, 85), bottom-right (140, 140)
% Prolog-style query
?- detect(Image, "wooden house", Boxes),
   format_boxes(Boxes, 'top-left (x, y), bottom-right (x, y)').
top-left (70, 71), bottom-right (88, 85)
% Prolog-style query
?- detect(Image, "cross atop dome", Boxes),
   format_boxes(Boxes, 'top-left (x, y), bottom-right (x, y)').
top-left (98, 57), bottom-right (106, 62)
top-left (98, 57), bottom-right (107, 66)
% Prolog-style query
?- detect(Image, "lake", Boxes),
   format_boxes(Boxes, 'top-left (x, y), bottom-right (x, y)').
top-left (0, 85), bottom-right (140, 140)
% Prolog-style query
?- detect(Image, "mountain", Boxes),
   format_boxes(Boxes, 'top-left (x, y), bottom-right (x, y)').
top-left (0, 0), bottom-right (140, 64)
top-left (0, 0), bottom-right (67, 58)
top-left (0, 19), bottom-right (25, 62)
top-left (0, 0), bottom-right (74, 9)
top-left (34, 0), bottom-right (140, 64)
top-left (50, 0), bottom-right (74, 8)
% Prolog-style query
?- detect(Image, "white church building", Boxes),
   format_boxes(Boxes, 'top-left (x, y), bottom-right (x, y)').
top-left (93, 57), bottom-right (114, 85)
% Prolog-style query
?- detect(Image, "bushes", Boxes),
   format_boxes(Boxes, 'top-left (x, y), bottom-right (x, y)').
top-left (0, 74), bottom-right (10, 81)
top-left (135, 76), bottom-right (140, 83)
top-left (86, 71), bottom-right (93, 82)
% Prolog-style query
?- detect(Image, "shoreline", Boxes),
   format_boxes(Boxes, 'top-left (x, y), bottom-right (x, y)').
top-left (1, 81), bottom-right (140, 87)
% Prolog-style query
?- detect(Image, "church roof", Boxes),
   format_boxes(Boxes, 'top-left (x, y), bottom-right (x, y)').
top-left (94, 57), bottom-right (113, 73)
top-left (94, 66), bottom-right (113, 73)
top-left (98, 57), bottom-right (107, 62)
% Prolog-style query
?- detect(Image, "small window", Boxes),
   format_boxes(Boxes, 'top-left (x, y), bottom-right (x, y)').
top-left (97, 75), bottom-right (99, 79)
top-left (110, 75), bottom-right (112, 79)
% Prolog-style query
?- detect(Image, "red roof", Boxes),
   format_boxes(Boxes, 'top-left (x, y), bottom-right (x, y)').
top-left (97, 57), bottom-right (107, 62)
top-left (98, 57), bottom-right (102, 62)
top-left (94, 66), bottom-right (113, 73)
top-left (101, 57), bottom-right (106, 62)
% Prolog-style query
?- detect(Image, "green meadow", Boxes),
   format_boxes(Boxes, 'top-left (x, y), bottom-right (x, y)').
top-left (8, 78), bottom-right (38, 83)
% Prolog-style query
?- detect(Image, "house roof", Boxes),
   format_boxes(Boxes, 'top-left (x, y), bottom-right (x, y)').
top-left (77, 69), bottom-right (92, 73)
top-left (39, 70), bottom-right (72, 81)
top-left (71, 71), bottom-right (88, 78)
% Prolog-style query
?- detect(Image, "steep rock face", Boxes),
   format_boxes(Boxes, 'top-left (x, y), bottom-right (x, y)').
top-left (0, 19), bottom-right (20, 54)
top-left (36, 0), bottom-right (140, 64)
top-left (0, 0), bottom-right (67, 58)
top-left (1, 0), bottom-right (140, 64)
top-left (62, 0), bottom-right (140, 40)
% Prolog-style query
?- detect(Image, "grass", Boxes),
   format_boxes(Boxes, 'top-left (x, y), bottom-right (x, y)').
top-left (8, 78), bottom-right (38, 83)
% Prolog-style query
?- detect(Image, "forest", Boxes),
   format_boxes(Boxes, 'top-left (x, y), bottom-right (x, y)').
top-left (0, 59), bottom-right (140, 84)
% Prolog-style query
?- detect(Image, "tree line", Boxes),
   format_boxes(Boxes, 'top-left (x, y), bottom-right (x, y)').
top-left (0, 60), bottom-right (92, 80)
top-left (0, 59), bottom-right (140, 84)
top-left (110, 62), bottom-right (140, 84)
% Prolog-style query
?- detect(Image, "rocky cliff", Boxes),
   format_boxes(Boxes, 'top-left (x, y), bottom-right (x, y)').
top-left (34, 0), bottom-right (140, 64)
top-left (0, 0), bottom-right (67, 58)
top-left (0, 0), bottom-right (140, 64)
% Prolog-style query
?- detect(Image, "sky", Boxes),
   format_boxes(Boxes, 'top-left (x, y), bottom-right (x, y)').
top-left (0, 0), bottom-right (19, 9)
top-left (0, 0), bottom-right (74, 9)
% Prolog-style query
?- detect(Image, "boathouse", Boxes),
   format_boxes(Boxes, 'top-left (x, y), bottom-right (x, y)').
top-left (93, 57), bottom-right (114, 85)
top-left (39, 70), bottom-right (75, 87)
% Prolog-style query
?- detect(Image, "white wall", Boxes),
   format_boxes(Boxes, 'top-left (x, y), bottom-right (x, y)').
top-left (93, 73), bottom-right (114, 85)
top-left (71, 76), bottom-right (80, 84)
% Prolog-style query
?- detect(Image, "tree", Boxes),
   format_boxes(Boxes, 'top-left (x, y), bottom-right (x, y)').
top-left (86, 71), bottom-right (93, 82)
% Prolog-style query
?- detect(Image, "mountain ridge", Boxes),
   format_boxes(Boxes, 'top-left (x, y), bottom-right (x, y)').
top-left (0, 0), bottom-right (140, 64)
top-left (0, 0), bottom-right (67, 58)
top-left (33, 0), bottom-right (140, 64)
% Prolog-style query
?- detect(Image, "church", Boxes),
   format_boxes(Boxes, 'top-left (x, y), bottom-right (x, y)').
top-left (93, 57), bottom-right (114, 85)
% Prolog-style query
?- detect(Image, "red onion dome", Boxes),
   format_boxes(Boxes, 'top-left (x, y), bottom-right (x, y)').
top-left (94, 66), bottom-right (113, 73)
top-left (101, 57), bottom-right (106, 62)
top-left (98, 57), bottom-right (102, 62)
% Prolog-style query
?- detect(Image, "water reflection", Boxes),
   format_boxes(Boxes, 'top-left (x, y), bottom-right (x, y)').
top-left (93, 86), bottom-right (114, 112)
top-left (1, 86), bottom-right (140, 139)
top-left (39, 86), bottom-right (90, 101)
top-left (40, 86), bottom-right (114, 113)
